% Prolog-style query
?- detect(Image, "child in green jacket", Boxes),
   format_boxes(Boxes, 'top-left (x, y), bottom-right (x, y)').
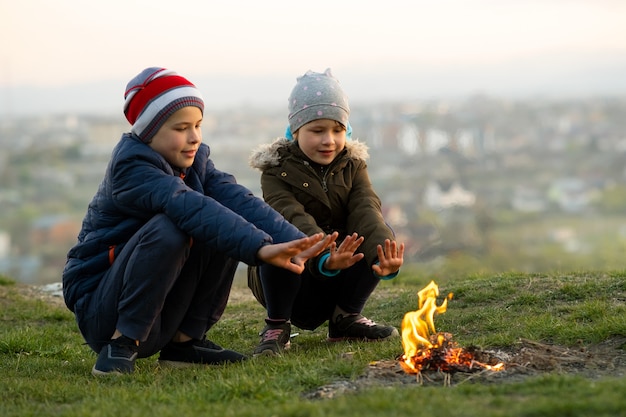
top-left (248, 69), bottom-right (404, 355)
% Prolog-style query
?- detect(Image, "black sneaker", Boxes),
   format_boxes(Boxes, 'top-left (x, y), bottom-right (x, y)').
top-left (253, 321), bottom-right (291, 356)
top-left (158, 337), bottom-right (247, 368)
top-left (92, 335), bottom-right (139, 376)
top-left (328, 314), bottom-right (399, 342)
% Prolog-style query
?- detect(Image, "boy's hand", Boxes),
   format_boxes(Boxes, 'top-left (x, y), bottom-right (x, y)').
top-left (371, 239), bottom-right (405, 277)
top-left (256, 232), bottom-right (336, 274)
top-left (324, 232), bottom-right (365, 271)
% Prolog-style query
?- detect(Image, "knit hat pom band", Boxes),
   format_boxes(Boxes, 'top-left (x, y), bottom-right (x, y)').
top-left (123, 67), bottom-right (204, 142)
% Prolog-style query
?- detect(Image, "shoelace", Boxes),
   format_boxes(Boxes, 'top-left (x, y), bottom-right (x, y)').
top-left (354, 316), bottom-right (377, 327)
top-left (263, 328), bottom-right (284, 341)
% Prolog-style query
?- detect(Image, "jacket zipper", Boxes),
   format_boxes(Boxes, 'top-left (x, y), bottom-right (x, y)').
top-left (302, 161), bottom-right (330, 192)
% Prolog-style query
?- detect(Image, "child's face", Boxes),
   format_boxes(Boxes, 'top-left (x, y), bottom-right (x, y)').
top-left (294, 119), bottom-right (346, 165)
top-left (149, 106), bottom-right (203, 169)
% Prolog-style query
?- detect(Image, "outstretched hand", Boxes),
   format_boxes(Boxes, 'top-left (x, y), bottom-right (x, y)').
top-left (324, 232), bottom-right (365, 271)
top-left (371, 239), bottom-right (405, 277)
top-left (256, 232), bottom-right (337, 274)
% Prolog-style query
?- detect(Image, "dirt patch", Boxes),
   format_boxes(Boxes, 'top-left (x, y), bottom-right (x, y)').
top-left (6, 282), bottom-right (255, 309)
top-left (2, 282), bottom-right (66, 308)
top-left (303, 337), bottom-right (626, 399)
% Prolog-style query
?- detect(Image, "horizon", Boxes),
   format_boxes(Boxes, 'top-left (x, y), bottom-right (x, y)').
top-left (2, 58), bottom-right (626, 118)
top-left (2, 0), bottom-right (626, 117)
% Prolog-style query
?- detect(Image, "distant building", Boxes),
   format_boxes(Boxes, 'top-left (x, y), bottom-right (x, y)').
top-left (511, 186), bottom-right (548, 213)
top-left (548, 178), bottom-right (594, 213)
top-left (30, 215), bottom-right (80, 247)
top-left (423, 180), bottom-right (476, 210)
top-left (0, 231), bottom-right (10, 258)
top-left (82, 117), bottom-right (128, 156)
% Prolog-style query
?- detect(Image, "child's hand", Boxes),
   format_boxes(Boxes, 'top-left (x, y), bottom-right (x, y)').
top-left (293, 232), bottom-right (338, 268)
top-left (256, 232), bottom-right (337, 274)
top-left (324, 232), bottom-right (365, 271)
top-left (371, 239), bottom-right (405, 277)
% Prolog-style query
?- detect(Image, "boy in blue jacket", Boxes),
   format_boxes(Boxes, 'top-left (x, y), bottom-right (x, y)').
top-left (62, 67), bottom-right (333, 376)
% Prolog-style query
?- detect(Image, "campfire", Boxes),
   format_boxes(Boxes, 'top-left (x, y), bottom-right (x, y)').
top-left (399, 281), bottom-right (504, 384)
top-left (304, 281), bottom-right (626, 397)
top-left (305, 281), bottom-right (626, 397)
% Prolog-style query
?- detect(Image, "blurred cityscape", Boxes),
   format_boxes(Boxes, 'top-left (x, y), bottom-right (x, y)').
top-left (1, 94), bottom-right (626, 284)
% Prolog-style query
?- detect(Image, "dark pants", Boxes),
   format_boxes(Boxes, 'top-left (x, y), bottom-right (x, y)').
top-left (74, 214), bottom-right (238, 358)
top-left (257, 259), bottom-right (380, 330)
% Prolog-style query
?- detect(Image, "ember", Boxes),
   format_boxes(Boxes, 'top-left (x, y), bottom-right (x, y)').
top-left (400, 281), bottom-right (504, 378)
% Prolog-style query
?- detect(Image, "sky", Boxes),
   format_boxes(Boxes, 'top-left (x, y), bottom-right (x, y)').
top-left (2, 0), bottom-right (626, 116)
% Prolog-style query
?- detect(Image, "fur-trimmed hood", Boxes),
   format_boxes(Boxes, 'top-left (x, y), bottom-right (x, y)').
top-left (249, 137), bottom-right (370, 171)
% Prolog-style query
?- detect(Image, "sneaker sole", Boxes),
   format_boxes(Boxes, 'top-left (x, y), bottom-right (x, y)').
top-left (91, 366), bottom-right (126, 377)
top-left (327, 336), bottom-right (384, 342)
top-left (252, 349), bottom-right (281, 357)
top-left (327, 328), bottom-right (400, 342)
top-left (252, 341), bottom-right (291, 357)
top-left (158, 357), bottom-right (247, 368)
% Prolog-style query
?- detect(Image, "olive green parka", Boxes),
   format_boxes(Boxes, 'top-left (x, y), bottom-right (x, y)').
top-left (249, 137), bottom-right (395, 278)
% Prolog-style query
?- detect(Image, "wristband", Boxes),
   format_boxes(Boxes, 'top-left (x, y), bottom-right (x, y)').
top-left (318, 253), bottom-right (341, 277)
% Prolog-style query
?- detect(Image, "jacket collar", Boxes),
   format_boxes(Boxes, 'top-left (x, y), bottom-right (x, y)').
top-left (249, 137), bottom-right (370, 171)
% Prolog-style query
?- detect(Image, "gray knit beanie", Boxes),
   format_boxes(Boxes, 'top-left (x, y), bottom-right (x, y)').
top-left (287, 68), bottom-right (350, 134)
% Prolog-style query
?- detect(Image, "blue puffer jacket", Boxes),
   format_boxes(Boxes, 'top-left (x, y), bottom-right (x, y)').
top-left (62, 133), bottom-right (304, 312)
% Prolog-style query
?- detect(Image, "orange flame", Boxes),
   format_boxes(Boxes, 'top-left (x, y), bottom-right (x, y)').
top-left (401, 280), bottom-right (452, 371)
top-left (400, 280), bottom-right (504, 374)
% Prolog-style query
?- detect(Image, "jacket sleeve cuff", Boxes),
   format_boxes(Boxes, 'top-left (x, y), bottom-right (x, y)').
top-left (318, 253), bottom-right (341, 277)
top-left (373, 261), bottom-right (399, 280)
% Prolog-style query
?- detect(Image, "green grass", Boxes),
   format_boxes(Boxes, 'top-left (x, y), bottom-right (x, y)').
top-left (1, 271), bottom-right (626, 417)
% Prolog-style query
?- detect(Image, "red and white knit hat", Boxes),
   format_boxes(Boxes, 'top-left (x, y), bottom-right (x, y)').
top-left (123, 67), bottom-right (204, 142)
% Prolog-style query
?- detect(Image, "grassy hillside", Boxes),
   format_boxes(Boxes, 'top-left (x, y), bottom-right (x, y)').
top-left (1, 271), bottom-right (625, 417)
